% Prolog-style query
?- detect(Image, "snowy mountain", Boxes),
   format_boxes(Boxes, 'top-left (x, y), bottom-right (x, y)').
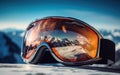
top-left (2, 28), bottom-right (24, 47)
top-left (0, 31), bottom-right (24, 63)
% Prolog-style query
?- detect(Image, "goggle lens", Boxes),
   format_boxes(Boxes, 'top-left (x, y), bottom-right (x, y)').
top-left (23, 18), bottom-right (99, 62)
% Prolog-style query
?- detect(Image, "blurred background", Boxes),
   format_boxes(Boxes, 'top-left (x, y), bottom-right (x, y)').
top-left (0, 0), bottom-right (120, 65)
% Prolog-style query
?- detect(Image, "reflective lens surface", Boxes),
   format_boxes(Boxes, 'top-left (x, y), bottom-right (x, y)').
top-left (23, 18), bottom-right (99, 62)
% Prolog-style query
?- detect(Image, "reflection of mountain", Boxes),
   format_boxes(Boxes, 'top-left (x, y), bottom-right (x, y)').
top-left (0, 30), bottom-right (24, 63)
top-left (49, 37), bottom-right (80, 47)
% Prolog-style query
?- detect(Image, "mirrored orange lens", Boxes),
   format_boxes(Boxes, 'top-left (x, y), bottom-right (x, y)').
top-left (23, 18), bottom-right (99, 62)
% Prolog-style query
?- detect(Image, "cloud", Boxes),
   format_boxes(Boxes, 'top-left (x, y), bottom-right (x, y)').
top-left (0, 22), bottom-right (28, 30)
top-left (63, 9), bottom-right (120, 30)
top-left (0, 9), bottom-right (119, 30)
top-left (64, 9), bottom-right (119, 22)
top-left (112, 31), bottom-right (120, 37)
top-left (103, 35), bottom-right (113, 40)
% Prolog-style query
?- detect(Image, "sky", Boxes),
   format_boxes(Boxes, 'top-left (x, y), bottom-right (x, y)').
top-left (0, 0), bottom-right (120, 30)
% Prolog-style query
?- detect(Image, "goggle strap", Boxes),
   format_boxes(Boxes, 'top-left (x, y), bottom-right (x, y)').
top-left (96, 39), bottom-right (115, 65)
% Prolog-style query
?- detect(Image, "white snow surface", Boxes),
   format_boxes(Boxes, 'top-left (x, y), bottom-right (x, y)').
top-left (0, 64), bottom-right (120, 75)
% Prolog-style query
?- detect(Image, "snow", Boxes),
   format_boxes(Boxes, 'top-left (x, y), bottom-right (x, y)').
top-left (0, 64), bottom-right (120, 75)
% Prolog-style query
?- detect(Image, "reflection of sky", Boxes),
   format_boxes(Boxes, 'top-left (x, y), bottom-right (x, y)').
top-left (0, 0), bottom-right (120, 30)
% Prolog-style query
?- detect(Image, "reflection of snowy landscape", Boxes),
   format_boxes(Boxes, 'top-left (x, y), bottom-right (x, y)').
top-left (55, 46), bottom-right (91, 60)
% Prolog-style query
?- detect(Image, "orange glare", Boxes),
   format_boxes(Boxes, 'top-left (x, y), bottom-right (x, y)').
top-left (62, 25), bottom-right (67, 33)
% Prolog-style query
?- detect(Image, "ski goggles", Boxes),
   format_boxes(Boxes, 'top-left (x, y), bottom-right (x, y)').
top-left (21, 16), bottom-right (115, 66)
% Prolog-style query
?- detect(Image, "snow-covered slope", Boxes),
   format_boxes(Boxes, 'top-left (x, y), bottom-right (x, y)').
top-left (0, 64), bottom-right (120, 75)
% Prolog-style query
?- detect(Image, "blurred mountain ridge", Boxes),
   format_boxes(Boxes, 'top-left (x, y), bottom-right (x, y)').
top-left (0, 31), bottom-right (24, 63)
